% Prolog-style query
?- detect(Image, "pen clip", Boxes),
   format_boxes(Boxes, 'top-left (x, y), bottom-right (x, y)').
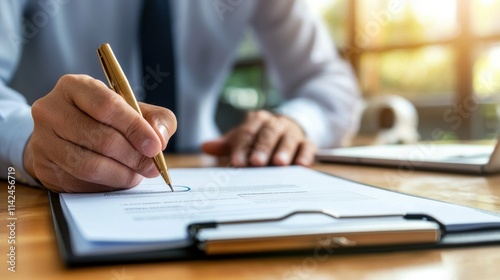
top-left (97, 47), bottom-right (116, 92)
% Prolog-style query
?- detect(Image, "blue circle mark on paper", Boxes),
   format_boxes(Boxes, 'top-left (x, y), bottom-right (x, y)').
top-left (173, 185), bottom-right (190, 192)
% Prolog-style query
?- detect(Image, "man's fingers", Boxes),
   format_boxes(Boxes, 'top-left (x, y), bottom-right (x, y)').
top-left (294, 140), bottom-right (317, 166)
top-left (33, 135), bottom-right (143, 189)
top-left (63, 75), bottom-right (161, 157)
top-left (272, 133), bottom-right (301, 166)
top-left (249, 116), bottom-right (287, 166)
top-left (203, 110), bottom-right (314, 168)
top-left (229, 111), bottom-right (270, 166)
top-left (140, 102), bottom-right (177, 151)
top-left (33, 160), bottom-right (129, 193)
top-left (36, 99), bottom-right (158, 178)
top-left (202, 137), bottom-right (231, 156)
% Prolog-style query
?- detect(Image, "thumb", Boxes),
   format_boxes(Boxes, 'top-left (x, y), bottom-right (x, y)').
top-left (202, 135), bottom-right (231, 156)
top-left (140, 102), bottom-right (177, 151)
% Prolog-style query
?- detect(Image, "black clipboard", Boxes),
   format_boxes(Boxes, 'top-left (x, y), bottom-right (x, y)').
top-left (48, 190), bottom-right (500, 267)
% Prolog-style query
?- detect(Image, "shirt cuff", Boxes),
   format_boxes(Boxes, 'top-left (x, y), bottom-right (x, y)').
top-left (7, 108), bottom-right (40, 187)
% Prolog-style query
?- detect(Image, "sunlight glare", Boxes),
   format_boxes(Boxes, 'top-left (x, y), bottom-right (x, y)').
top-left (411, 0), bottom-right (456, 26)
top-left (479, 0), bottom-right (496, 6)
top-left (306, 0), bottom-right (338, 13)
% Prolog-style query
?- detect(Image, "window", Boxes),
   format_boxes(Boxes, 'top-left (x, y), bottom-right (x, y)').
top-left (222, 0), bottom-right (500, 140)
top-left (309, 0), bottom-right (500, 140)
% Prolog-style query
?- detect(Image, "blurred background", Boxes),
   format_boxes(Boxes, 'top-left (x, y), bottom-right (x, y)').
top-left (217, 0), bottom-right (500, 143)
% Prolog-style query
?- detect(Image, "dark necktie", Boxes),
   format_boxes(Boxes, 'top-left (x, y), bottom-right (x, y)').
top-left (141, 0), bottom-right (177, 153)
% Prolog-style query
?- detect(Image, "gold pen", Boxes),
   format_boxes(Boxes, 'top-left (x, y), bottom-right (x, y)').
top-left (97, 43), bottom-right (174, 191)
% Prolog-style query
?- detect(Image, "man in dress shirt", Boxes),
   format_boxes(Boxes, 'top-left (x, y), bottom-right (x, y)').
top-left (0, 0), bottom-right (361, 192)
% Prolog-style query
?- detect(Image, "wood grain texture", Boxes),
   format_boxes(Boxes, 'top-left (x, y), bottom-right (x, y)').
top-left (2, 154), bottom-right (500, 280)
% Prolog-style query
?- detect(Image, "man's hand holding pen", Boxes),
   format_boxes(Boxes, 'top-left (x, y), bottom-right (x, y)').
top-left (23, 74), bottom-right (177, 193)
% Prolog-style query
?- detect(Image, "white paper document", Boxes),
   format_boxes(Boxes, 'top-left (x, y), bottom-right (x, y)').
top-left (59, 166), bottom-right (500, 256)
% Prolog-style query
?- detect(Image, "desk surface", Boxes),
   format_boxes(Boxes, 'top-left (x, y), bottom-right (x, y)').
top-left (2, 155), bottom-right (500, 280)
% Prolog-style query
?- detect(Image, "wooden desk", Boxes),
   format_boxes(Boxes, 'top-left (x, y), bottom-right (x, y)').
top-left (2, 154), bottom-right (500, 280)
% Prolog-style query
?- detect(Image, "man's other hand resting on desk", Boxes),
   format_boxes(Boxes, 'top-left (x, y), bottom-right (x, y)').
top-left (203, 111), bottom-right (316, 168)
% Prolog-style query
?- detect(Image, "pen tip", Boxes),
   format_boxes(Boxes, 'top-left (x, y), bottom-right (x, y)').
top-left (158, 169), bottom-right (174, 192)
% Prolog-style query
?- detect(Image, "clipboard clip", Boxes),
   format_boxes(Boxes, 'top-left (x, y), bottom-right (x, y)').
top-left (188, 210), bottom-right (445, 255)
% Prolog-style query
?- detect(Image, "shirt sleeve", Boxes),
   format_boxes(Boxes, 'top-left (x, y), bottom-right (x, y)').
top-left (0, 0), bottom-right (40, 186)
top-left (250, 0), bottom-right (362, 148)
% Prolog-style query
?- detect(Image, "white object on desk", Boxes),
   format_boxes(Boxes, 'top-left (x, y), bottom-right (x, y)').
top-left (359, 95), bottom-right (419, 145)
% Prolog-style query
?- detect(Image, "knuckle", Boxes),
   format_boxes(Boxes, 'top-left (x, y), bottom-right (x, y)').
top-left (89, 77), bottom-right (107, 88)
top-left (238, 140), bottom-right (251, 150)
top-left (57, 74), bottom-right (78, 86)
top-left (93, 94), bottom-right (122, 122)
top-left (30, 99), bottom-right (44, 120)
top-left (56, 74), bottom-right (89, 93)
top-left (124, 117), bottom-right (144, 139)
top-left (254, 127), bottom-right (279, 149)
top-left (63, 74), bottom-right (92, 82)
top-left (78, 157), bottom-right (102, 180)
top-left (274, 116), bottom-right (289, 130)
top-left (253, 110), bottom-right (271, 121)
top-left (121, 171), bottom-right (141, 188)
top-left (31, 98), bottom-right (53, 123)
top-left (144, 106), bottom-right (178, 135)
top-left (133, 156), bottom-right (154, 173)
top-left (254, 138), bottom-right (276, 152)
top-left (164, 109), bottom-right (178, 134)
top-left (68, 121), bottom-right (94, 150)
top-left (253, 139), bottom-right (271, 153)
top-left (280, 137), bottom-right (297, 151)
top-left (260, 125), bottom-right (278, 139)
top-left (234, 131), bottom-right (255, 151)
top-left (253, 141), bottom-right (270, 153)
top-left (237, 127), bottom-right (255, 139)
top-left (95, 129), bottom-right (120, 155)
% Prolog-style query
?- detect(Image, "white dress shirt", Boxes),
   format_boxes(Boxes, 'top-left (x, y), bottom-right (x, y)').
top-left (0, 0), bottom-right (361, 185)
